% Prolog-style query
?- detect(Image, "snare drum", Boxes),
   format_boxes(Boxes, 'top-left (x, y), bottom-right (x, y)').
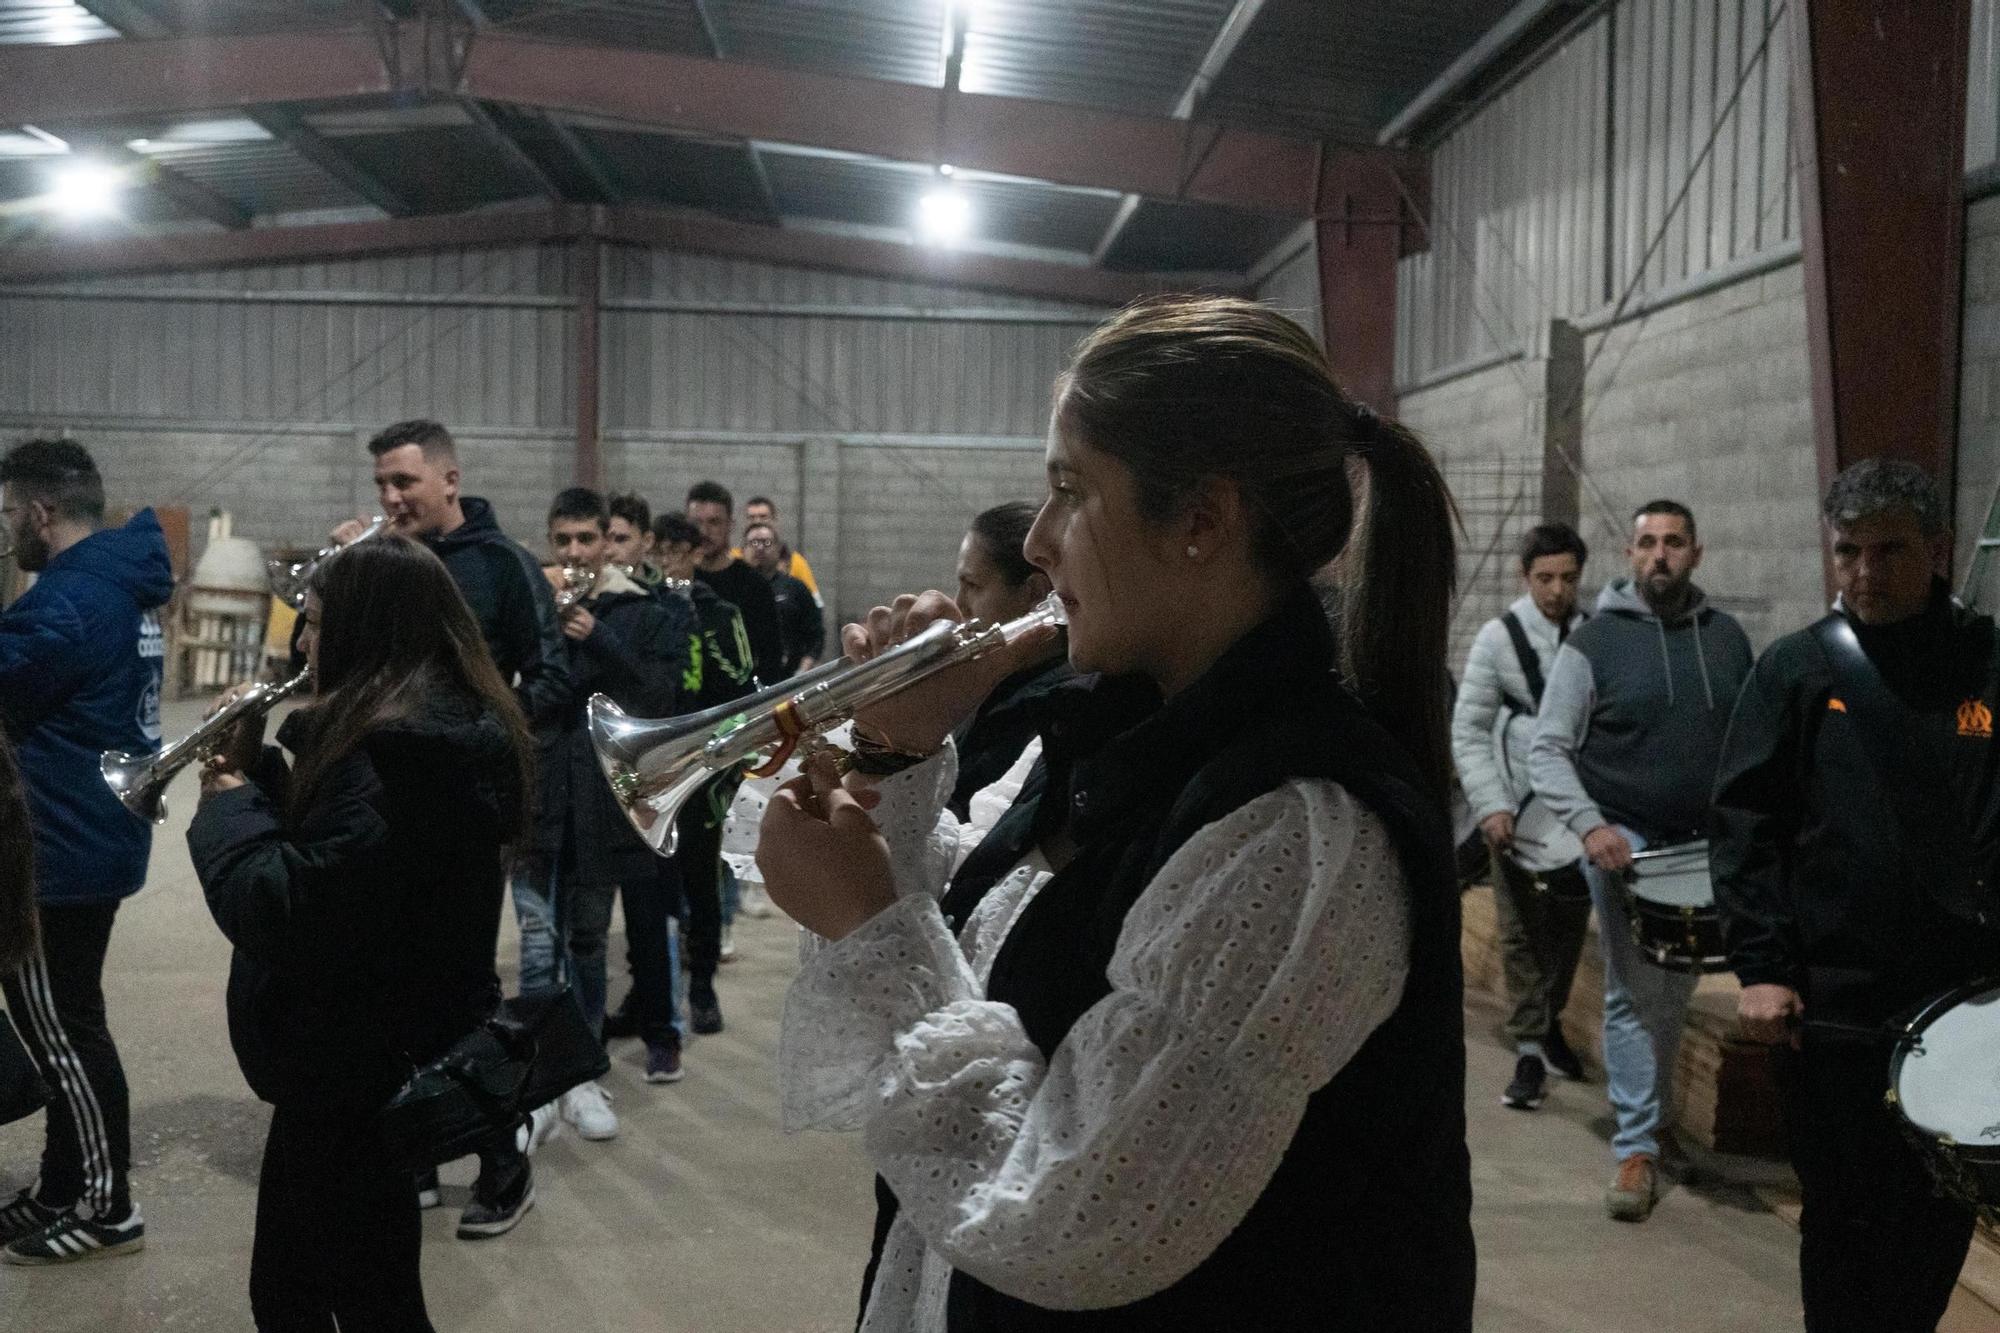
top-left (1623, 840), bottom-right (1729, 973)
top-left (1888, 980), bottom-right (2000, 1213)
top-left (1507, 798), bottom-right (1589, 903)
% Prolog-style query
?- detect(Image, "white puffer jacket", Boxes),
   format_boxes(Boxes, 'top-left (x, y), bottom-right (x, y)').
top-left (1450, 594), bottom-right (1586, 824)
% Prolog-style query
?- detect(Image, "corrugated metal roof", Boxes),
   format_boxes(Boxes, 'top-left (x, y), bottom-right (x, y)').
top-left (1102, 197), bottom-right (1297, 272)
top-left (713, 0), bottom-right (944, 86)
top-left (141, 0), bottom-right (373, 34)
top-left (0, 0), bottom-right (115, 45)
top-left (761, 149), bottom-right (1121, 257)
top-left (0, 0), bottom-right (1556, 279)
top-left (1201, 0), bottom-right (1523, 136)
top-left (326, 125), bottom-right (547, 214)
top-left (960, 0), bottom-right (1236, 114)
top-left (137, 136), bottom-right (361, 218)
top-left (572, 125), bottom-right (774, 219)
top-left (473, 0), bottom-right (712, 56)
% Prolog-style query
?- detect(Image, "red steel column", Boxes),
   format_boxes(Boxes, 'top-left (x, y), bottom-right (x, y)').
top-left (1791, 0), bottom-right (1971, 537)
top-left (1316, 146), bottom-right (1428, 414)
top-left (575, 237), bottom-right (603, 490)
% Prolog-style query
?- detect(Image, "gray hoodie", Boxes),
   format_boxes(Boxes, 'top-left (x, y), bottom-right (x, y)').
top-left (1528, 578), bottom-right (1753, 844)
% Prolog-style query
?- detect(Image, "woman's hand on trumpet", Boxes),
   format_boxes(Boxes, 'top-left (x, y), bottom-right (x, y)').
top-left (757, 749), bottom-right (892, 941)
top-left (843, 591), bottom-right (1058, 760)
top-left (196, 681), bottom-right (264, 800)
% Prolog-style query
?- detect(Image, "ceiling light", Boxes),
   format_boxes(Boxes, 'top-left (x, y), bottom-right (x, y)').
top-left (47, 162), bottom-right (123, 220)
top-left (938, 163), bottom-right (955, 177)
top-left (917, 188), bottom-right (972, 245)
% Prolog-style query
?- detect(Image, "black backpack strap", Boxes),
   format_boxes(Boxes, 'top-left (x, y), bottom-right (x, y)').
top-left (1500, 612), bottom-right (1546, 709)
top-left (1809, 613), bottom-right (1993, 928)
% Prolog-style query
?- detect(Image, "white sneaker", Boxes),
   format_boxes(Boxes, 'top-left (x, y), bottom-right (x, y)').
top-left (719, 924), bottom-right (738, 963)
top-left (739, 884), bottom-right (776, 919)
top-left (515, 1100), bottom-right (563, 1155)
top-left (560, 1081), bottom-right (618, 1141)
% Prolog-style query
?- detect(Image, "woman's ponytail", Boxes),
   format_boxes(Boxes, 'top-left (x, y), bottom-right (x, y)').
top-left (1335, 413), bottom-right (1458, 801)
top-left (1059, 295), bottom-right (1458, 797)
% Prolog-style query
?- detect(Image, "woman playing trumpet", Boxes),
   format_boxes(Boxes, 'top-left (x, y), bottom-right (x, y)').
top-left (759, 296), bottom-right (1475, 1330)
top-left (187, 537), bottom-right (533, 1329)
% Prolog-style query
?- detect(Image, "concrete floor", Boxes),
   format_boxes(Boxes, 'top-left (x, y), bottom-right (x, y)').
top-left (0, 704), bottom-right (1917, 1332)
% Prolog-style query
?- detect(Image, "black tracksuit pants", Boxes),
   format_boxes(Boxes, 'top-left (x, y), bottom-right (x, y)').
top-left (1781, 1042), bottom-right (1975, 1332)
top-left (617, 856), bottom-right (684, 1046)
top-left (678, 810), bottom-right (724, 1006)
top-left (252, 1099), bottom-right (433, 1332)
top-left (2, 901), bottom-right (131, 1218)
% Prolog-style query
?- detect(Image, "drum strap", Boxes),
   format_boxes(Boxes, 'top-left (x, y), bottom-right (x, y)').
top-left (1810, 613), bottom-right (1995, 929)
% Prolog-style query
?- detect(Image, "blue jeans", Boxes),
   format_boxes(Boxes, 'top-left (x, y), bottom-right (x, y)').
top-left (511, 863), bottom-right (561, 995)
top-left (1582, 824), bottom-right (1699, 1162)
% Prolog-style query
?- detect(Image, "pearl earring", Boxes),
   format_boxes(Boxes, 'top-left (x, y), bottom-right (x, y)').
top-left (1186, 545), bottom-right (1199, 559)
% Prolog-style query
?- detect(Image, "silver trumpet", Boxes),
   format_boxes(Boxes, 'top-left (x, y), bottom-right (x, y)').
top-left (267, 515), bottom-right (390, 609)
top-left (590, 595), bottom-right (1066, 855)
top-left (553, 562), bottom-right (598, 611)
top-left (102, 668), bottom-right (311, 824)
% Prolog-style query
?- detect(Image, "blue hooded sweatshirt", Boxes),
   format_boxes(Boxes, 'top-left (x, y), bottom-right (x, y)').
top-left (0, 510), bottom-right (174, 904)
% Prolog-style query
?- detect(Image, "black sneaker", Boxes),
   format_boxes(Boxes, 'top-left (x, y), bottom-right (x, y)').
top-left (0, 1189), bottom-right (59, 1247)
top-left (456, 1159), bottom-right (534, 1240)
top-left (690, 995), bottom-right (723, 1036)
top-left (1543, 1025), bottom-right (1585, 1081)
top-left (3, 1205), bottom-right (145, 1265)
top-left (602, 1001), bottom-right (639, 1041)
top-left (645, 1037), bottom-right (685, 1084)
top-left (1501, 1053), bottom-right (1547, 1110)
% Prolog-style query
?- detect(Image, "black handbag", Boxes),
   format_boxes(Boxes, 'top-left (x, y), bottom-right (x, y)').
top-left (0, 1008), bottom-right (50, 1128)
top-left (375, 983), bottom-right (608, 1172)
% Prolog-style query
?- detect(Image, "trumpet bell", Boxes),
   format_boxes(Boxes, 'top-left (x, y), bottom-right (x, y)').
top-left (587, 695), bottom-right (723, 857)
top-left (100, 749), bottom-right (168, 826)
top-left (266, 557), bottom-right (312, 610)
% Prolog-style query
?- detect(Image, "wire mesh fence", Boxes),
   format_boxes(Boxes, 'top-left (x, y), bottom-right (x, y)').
top-left (1444, 455), bottom-right (1543, 675)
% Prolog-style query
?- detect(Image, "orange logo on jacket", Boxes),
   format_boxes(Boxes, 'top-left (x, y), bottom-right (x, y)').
top-left (1959, 700), bottom-right (1994, 738)
top-left (1826, 698), bottom-right (1847, 713)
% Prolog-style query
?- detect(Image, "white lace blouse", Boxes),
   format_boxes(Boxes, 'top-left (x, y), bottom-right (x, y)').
top-left (778, 744), bottom-right (1412, 1331)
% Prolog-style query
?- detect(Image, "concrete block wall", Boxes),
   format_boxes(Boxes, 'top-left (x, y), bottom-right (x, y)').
top-left (1396, 359), bottom-right (1539, 671)
top-left (1958, 194), bottom-right (2000, 591)
top-left (1580, 262), bottom-right (1821, 650)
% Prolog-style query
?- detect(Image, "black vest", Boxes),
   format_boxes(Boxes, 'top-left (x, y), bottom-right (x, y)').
top-left (863, 589), bottom-right (1476, 1332)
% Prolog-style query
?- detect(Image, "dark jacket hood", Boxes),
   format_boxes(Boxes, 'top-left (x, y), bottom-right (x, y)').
top-left (49, 509), bottom-right (174, 610)
top-left (428, 496), bottom-right (508, 555)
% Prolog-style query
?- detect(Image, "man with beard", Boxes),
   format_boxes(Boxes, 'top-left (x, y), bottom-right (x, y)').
top-left (684, 481), bottom-right (784, 688)
top-left (1530, 500), bottom-right (1753, 1223)
top-left (0, 439), bottom-right (172, 1265)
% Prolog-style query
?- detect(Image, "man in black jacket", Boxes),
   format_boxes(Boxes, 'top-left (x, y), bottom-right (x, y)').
top-left (343, 420), bottom-right (566, 1238)
top-left (341, 421), bottom-right (568, 729)
top-left (1712, 459), bottom-right (2000, 1330)
top-left (742, 520), bottom-right (824, 676)
top-left (529, 489), bottom-right (688, 1124)
top-left (686, 480), bottom-right (785, 687)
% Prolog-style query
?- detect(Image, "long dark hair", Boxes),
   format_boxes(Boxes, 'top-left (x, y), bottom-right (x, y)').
top-left (1057, 295), bottom-right (1458, 797)
top-left (0, 735), bottom-right (35, 973)
top-left (969, 500), bottom-right (1043, 587)
top-left (291, 537), bottom-right (534, 840)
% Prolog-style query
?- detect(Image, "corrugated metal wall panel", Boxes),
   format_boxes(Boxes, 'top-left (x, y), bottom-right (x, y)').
top-left (1398, 0), bottom-right (1835, 386)
top-left (1398, 15), bottom-right (1606, 381)
top-left (1972, 0), bottom-right (1998, 172)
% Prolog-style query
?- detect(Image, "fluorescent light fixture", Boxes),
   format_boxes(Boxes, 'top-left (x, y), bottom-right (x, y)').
top-left (916, 188), bottom-right (972, 245)
top-left (47, 161), bottom-right (123, 219)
